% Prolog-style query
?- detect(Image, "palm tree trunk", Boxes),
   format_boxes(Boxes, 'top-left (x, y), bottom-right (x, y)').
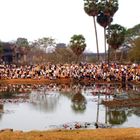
top-left (76, 55), bottom-right (79, 64)
top-left (107, 24), bottom-right (111, 65)
top-left (93, 16), bottom-right (100, 61)
top-left (115, 50), bottom-right (117, 62)
top-left (104, 27), bottom-right (107, 62)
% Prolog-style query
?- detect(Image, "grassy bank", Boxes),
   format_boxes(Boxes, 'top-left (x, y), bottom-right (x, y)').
top-left (0, 128), bottom-right (140, 140)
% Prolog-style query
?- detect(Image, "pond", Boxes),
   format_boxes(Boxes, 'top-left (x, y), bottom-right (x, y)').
top-left (0, 82), bottom-right (140, 131)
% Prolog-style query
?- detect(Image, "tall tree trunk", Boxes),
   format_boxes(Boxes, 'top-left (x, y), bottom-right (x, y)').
top-left (107, 24), bottom-right (111, 65)
top-left (104, 27), bottom-right (107, 63)
top-left (76, 55), bottom-right (80, 64)
top-left (93, 16), bottom-right (100, 61)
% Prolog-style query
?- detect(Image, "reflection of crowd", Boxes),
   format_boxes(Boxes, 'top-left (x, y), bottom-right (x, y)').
top-left (0, 63), bottom-right (140, 82)
top-left (0, 83), bottom-right (140, 95)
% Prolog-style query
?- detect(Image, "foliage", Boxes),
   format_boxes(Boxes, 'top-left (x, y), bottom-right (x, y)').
top-left (84, 0), bottom-right (118, 18)
top-left (125, 24), bottom-right (140, 47)
top-left (128, 37), bottom-right (140, 62)
top-left (31, 37), bottom-right (56, 52)
top-left (0, 41), bottom-right (3, 55)
top-left (106, 24), bottom-right (126, 49)
top-left (96, 0), bottom-right (118, 28)
top-left (16, 38), bottom-right (29, 48)
top-left (84, 0), bottom-right (99, 17)
top-left (38, 37), bottom-right (56, 52)
top-left (98, 0), bottom-right (118, 16)
top-left (69, 34), bottom-right (86, 58)
top-left (97, 11), bottom-right (112, 28)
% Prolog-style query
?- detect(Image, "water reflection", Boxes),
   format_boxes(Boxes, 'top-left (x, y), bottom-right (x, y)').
top-left (0, 83), bottom-right (140, 130)
top-left (30, 90), bottom-right (60, 112)
top-left (0, 104), bottom-right (3, 119)
top-left (71, 91), bottom-right (87, 112)
top-left (108, 109), bottom-right (127, 125)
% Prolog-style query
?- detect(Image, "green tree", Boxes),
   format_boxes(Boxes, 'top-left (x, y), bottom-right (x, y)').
top-left (84, 0), bottom-right (100, 60)
top-left (69, 34), bottom-right (86, 63)
top-left (106, 24), bottom-right (126, 61)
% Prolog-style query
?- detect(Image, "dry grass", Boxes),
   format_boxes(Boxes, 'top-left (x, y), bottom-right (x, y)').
top-left (0, 128), bottom-right (140, 140)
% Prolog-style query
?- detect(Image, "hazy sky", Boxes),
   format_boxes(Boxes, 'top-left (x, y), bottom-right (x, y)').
top-left (0, 0), bottom-right (139, 52)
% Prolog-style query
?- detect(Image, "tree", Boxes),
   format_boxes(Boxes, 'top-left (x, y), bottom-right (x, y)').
top-left (106, 24), bottom-right (126, 61)
top-left (54, 47), bottom-right (76, 64)
top-left (15, 38), bottom-right (30, 64)
top-left (84, 0), bottom-right (100, 60)
top-left (0, 41), bottom-right (3, 62)
top-left (128, 37), bottom-right (140, 62)
top-left (16, 38), bottom-right (29, 48)
top-left (96, 0), bottom-right (118, 62)
top-left (69, 34), bottom-right (86, 63)
top-left (37, 37), bottom-right (56, 53)
top-left (125, 24), bottom-right (140, 48)
top-left (84, 0), bottom-right (118, 62)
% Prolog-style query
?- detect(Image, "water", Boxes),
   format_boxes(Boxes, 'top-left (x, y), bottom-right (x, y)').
top-left (0, 83), bottom-right (140, 131)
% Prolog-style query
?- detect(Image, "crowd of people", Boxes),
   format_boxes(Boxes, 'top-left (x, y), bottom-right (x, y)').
top-left (0, 63), bottom-right (140, 82)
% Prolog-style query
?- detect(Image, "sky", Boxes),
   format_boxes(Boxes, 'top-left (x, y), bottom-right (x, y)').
top-left (0, 0), bottom-right (140, 53)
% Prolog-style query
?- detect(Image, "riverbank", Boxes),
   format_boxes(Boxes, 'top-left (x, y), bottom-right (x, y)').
top-left (0, 128), bottom-right (140, 140)
top-left (0, 78), bottom-right (122, 85)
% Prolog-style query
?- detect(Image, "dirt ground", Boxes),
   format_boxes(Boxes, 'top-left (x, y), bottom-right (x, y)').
top-left (0, 128), bottom-right (140, 140)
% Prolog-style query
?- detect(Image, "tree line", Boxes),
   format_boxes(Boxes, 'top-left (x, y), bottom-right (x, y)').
top-left (0, 0), bottom-right (140, 64)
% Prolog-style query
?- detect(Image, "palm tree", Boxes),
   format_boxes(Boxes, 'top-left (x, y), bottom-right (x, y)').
top-left (84, 0), bottom-right (100, 61)
top-left (71, 91), bottom-right (87, 112)
top-left (69, 34), bottom-right (86, 63)
top-left (106, 24), bottom-right (126, 61)
top-left (97, 0), bottom-right (119, 62)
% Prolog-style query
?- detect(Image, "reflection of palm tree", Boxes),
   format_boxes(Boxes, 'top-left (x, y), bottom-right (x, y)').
top-left (0, 104), bottom-right (4, 119)
top-left (0, 104), bottom-right (3, 111)
top-left (133, 107), bottom-right (140, 117)
top-left (71, 92), bottom-right (87, 112)
top-left (108, 109), bottom-right (127, 125)
top-left (96, 94), bottom-right (100, 123)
